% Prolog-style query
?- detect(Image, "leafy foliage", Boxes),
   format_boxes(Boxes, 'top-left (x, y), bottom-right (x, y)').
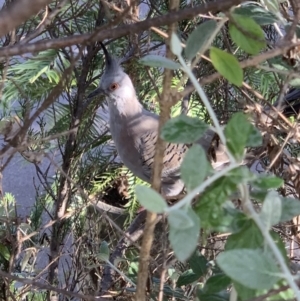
top-left (0, 0), bottom-right (300, 300)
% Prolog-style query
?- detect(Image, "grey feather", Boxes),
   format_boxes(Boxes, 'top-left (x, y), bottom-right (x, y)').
top-left (88, 43), bottom-right (228, 197)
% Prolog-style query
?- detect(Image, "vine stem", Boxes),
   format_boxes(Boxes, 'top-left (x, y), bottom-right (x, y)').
top-left (176, 47), bottom-right (300, 300)
top-left (178, 55), bottom-right (236, 164)
top-left (166, 162), bottom-right (239, 212)
top-left (240, 184), bottom-right (300, 301)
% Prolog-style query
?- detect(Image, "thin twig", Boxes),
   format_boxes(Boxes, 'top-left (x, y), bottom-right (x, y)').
top-left (0, 269), bottom-right (108, 301)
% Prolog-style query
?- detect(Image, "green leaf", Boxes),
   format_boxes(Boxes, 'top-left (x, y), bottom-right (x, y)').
top-left (250, 190), bottom-right (268, 202)
top-left (169, 207), bottom-right (200, 262)
top-left (210, 47), bottom-right (243, 86)
top-left (135, 185), bottom-right (168, 213)
top-left (260, 191), bottom-right (282, 228)
top-left (280, 197), bottom-right (300, 223)
top-left (139, 55), bottom-right (181, 70)
top-left (225, 219), bottom-right (263, 250)
top-left (188, 250), bottom-right (208, 276)
top-left (233, 281), bottom-right (257, 301)
top-left (289, 78), bottom-right (300, 87)
top-left (185, 20), bottom-right (217, 60)
top-left (197, 290), bottom-right (229, 301)
top-left (252, 175), bottom-right (283, 190)
top-left (203, 274), bottom-right (231, 294)
top-left (224, 113), bottom-right (251, 160)
top-left (195, 167), bottom-right (254, 228)
top-left (217, 203), bottom-right (245, 233)
top-left (161, 115), bottom-right (208, 144)
top-left (168, 208), bottom-right (194, 229)
top-left (176, 269), bottom-right (199, 287)
top-left (217, 249), bottom-right (282, 290)
top-left (264, 0), bottom-right (279, 15)
top-left (195, 175), bottom-right (236, 228)
top-left (99, 241), bottom-right (109, 261)
top-left (180, 145), bottom-right (211, 191)
top-left (0, 244), bottom-right (10, 261)
top-left (233, 5), bottom-right (278, 25)
top-left (246, 125), bottom-right (262, 147)
top-left (170, 32), bottom-right (183, 56)
top-left (229, 14), bottom-right (266, 55)
top-left (272, 282), bottom-right (295, 300)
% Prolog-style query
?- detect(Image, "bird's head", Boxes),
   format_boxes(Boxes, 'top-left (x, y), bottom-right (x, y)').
top-left (88, 43), bottom-right (136, 103)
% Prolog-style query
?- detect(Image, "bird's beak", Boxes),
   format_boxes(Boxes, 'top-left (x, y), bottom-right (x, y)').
top-left (87, 87), bottom-right (104, 99)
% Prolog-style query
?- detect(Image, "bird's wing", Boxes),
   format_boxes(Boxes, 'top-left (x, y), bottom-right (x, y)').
top-left (136, 130), bottom-right (188, 181)
top-left (137, 127), bottom-right (232, 177)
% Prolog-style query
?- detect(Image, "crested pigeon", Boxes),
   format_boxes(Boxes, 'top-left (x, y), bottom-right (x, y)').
top-left (88, 43), bottom-right (228, 197)
top-left (87, 43), bottom-right (299, 197)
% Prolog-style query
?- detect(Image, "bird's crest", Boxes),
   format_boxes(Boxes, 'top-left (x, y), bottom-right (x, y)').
top-left (100, 42), bottom-right (123, 78)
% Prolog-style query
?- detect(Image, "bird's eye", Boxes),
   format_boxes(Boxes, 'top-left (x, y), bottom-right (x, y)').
top-left (109, 83), bottom-right (119, 91)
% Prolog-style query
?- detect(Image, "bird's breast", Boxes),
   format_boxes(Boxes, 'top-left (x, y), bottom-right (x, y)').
top-left (109, 116), bottom-right (149, 181)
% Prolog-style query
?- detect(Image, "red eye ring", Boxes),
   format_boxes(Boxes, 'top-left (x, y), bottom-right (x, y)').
top-left (110, 83), bottom-right (119, 91)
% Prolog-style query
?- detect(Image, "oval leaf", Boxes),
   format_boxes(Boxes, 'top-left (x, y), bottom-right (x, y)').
top-left (170, 32), bottom-right (183, 56)
top-left (217, 249), bottom-right (282, 290)
top-left (280, 197), bottom-right (300, 223)
top-left (139, 55), bottom-right (180, 70)
top-left (176, 269), bottom-right (198, 287)
top-left (99, 241), bottom-right (110, 261)
top-left (210, 47), bottom-right (243, 86)
top-left (252, 175), bottom-right (283, 190)
top-left (168, 209), bottom-right (194, 229)
top-left (233, 5), bottom-right (278, 25)
top-left (188, 250), bottom-right (208, 276)
top-left (169, 207), bottom-right (200, 262)
top-left (246, 125), bottom-right (262, 147)
top-left (185, 20), bottom-right (217, 60)
top-left (224, 113), bottom-right (251, 160)
top-left (181, 144), bottom-right (211, 191)
top-left (260, 190), bottom-right (282, 228)
top-left (0, 244), bottom-right (10, 261)
top-left (203, 274), bottom-right (232, 294)
top-left (229, 14), bottom-right (266, 55)
top-left (135, 185), bottom-right (168, 213)
top-left (161, 115), bottom-right (208, 144)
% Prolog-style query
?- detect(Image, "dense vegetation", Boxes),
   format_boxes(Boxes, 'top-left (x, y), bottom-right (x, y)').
top-left (0, 0), bottom-right (300, 300)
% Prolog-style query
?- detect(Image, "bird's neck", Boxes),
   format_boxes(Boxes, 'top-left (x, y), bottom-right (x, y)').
top-left (108, 95), bottom-right (143, 120)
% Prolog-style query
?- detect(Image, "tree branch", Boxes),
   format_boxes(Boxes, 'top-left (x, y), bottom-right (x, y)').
top-left (0, 0), bottom-right (246, 57)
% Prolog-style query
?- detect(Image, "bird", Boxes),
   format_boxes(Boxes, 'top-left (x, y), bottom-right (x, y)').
top-left (88, 42), bottom-right (299, 197)
top-left (88, 43), bottom-right (223, 197)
